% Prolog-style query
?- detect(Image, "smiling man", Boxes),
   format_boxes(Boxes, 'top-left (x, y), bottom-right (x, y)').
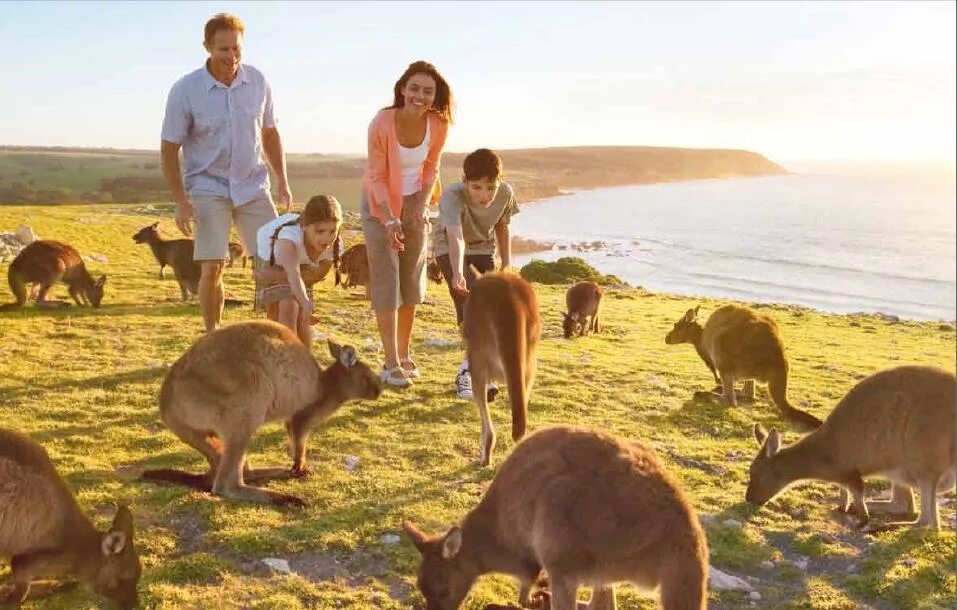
top-left (161, 13), bottom-right (292, 332)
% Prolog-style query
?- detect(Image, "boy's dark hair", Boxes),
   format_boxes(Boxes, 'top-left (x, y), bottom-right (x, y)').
top-left (462, 148), bottom-right (503, 182)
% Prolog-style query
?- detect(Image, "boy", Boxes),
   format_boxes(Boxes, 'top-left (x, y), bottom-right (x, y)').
top-left (432, 148), bottom-right (519, 399)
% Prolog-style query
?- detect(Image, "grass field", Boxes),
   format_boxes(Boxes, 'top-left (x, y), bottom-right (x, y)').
top-left (0, 204), bottom-right (954, 609)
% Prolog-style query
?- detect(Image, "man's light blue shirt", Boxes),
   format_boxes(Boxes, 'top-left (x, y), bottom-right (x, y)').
top-left (161, 63), bottom-right (276, 206)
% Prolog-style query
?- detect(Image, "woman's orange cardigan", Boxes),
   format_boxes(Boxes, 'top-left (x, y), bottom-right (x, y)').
top-left (361, 107), bottom-right (449, 224)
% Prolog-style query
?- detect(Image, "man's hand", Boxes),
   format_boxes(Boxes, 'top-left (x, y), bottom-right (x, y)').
top-left (451, 271), bottom-right (467, 294)
top-left (277, 180), bottom-right (293, 213)
top-left (175, 199), bottom-right (195, 236)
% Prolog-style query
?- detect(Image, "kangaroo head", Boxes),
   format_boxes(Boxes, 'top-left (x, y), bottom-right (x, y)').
top-left (92, 506), bottom-right (142, 610)
top-left (562, 311), bottom-right (580, 338)
top-left (426, 259), bottom-right (443, 284)
top-left (745, 423), bottom-right (786, 506)
top-left (665, 306), bottom-right (702, 345)
top-left (88, 275), bottom-right (107, 308)
top-left (327, 340), bottom-right (383, 401)
top-left (132, 222), bottom-right (159, 244)
top-left (403, 521), bottom-right (476, 610)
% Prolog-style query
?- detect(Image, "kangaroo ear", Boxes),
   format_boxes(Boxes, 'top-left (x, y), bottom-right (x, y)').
top-left (402, 521), bottom-right (429, 554)
top-left (339, 346), bottom-right (357, 368)
top-left (753, 423), bottom-right (768, 445)
top-left (683, 308), bottom-right (696, 323)
top-left (327, 339), bottom-right (342, 360)
top-left (102, 505), bottom-right (134, 556)
top-left (441, 526), bottom-right (462, 559)
top-left (694, 305), bottom-right (701, 316)
top-left (151, 221), bottom-right (159, 229)
top-left (96, 275), bottom-right (107, 288)
top-left (765, 429), bottom-right (781, 457)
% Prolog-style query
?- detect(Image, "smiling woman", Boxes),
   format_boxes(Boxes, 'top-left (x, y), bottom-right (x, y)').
top-left (360, 60), bottom-right (454, 388)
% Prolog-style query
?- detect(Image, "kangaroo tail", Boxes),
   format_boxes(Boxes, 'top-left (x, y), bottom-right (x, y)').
top-left (769, 371), bottom-right (823, 432)
top-left (498, 303), bottom-right (529, 442)
top-left (139, 469), bottom-right (212, 492)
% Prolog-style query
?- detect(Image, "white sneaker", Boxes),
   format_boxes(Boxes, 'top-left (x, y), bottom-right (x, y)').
top-left (456, 369), bottom-right (474, 400)
top-left (381, 366), bottom-right (413, 389)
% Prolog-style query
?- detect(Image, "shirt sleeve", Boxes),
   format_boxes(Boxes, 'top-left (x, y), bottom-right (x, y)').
top-left (438, 185), bottom-right (463, 227)
top-left (262, 79), bottom-right (277, 129)
top-left (160, 82), bottom-right (190, 144)
top-left (498, 184), bottom-right (519, 224)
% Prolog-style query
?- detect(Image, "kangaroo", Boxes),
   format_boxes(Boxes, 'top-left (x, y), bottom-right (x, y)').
top-left (665, 304), bottom-right (822, 431)
top-left (462, 271), bottom-right (540, 466)
top-left (563, 281), bottom-right (603, 338)
top-left (747, 365), bottom-right (956, 530)
top-left (131, 222), bottom-right (199, 301)
top-left (404, 425), bottom-right (709, 610)
top-left (1, 240), bottom-right (106, 310)
top-left (0, 428), bottom-right (141, 609)
top-left (226, 241), bottom-right (248, 268)
top-left (140, 320), bottom-right (383, 506)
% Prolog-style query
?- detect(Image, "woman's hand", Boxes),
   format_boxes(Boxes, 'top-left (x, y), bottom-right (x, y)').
top-left (385, 219), bottom-right (405, 251)
top-left (406, 191), bottom-right (430, 231)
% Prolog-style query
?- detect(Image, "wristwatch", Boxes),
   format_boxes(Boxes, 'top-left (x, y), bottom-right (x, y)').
top-left (385, 218), bottom-right (401, 229)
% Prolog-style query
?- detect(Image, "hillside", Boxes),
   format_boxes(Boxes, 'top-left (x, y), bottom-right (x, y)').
top-left (0, 203), bottom-right (953, 610)
top-left (0, 145), bottom-right (786, 211)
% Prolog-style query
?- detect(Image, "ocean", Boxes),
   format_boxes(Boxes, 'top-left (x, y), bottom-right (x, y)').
top-left (510, 165), bottom-right (956, 322)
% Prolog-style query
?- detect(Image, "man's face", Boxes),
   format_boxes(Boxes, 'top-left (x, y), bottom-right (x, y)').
top-left (464, 178), bottom-right (500, 208)
top-left (204, 29), bottom-right (242, 77)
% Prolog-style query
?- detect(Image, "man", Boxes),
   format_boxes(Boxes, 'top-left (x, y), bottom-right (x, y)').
top-left (161, 13), bottom-right (292, 331)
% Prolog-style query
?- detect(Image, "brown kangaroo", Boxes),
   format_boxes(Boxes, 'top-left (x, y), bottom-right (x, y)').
top-left (404, 426), bottom-right (709, 610)
top-left (665, 304), bottom-right (823, 431)
top-left (747, 365), bottom-right (956, 530)
top-left (1, 240), bottom-right (106, 310)
top-left (563, 280), bottom-right (603, 338)
top-left (226, 241), bottom-right (248, 268)
top-left (462, 271), bottom-right (540, 466)
top-left (140, 320), bottom-right (383, 506)
top-left (0, 428), bottom-right (141, 609)
top-left (338, 243), bottom-right (370, 292)
top-left (131, 222), bottom-right (199, 301)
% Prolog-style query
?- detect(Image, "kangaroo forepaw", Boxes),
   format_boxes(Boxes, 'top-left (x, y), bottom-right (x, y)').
top-left (290, 464), bottom-right (312, 478)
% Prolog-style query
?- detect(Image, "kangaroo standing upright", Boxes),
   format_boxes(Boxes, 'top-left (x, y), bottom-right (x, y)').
top-left (747, 365), bottom-right (956, 530)
top-left (666, 304), bottom-right (823, 431)
top-left (2, 240), bottom-right (106, 310)
top-left (141, 321), bottom-right (383, 506)
top-left (0, 428), bottom-right (142, 609)
top-left (563, 280), bottom-right (603, 338)
top-left (132, 222), bottom-right (199, 300)
top-left (404, 426), bottom-right (709, 610)
top-left (462, 271), bottom-right (540, 466)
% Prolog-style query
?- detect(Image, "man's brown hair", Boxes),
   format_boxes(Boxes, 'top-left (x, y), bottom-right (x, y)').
top-left (204, 13), bottom-right (245, 46)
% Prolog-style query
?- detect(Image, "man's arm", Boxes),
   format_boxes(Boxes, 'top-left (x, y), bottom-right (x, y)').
top-left (262, 126), bottom-right (292, 212)
top-left (494, 222), bottom-right (511, 270)
top-left (161, 140), bottom-right (194, 236)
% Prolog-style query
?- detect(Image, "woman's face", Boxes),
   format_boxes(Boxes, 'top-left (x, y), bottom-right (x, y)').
top-left (400, 73), bottom-right (437, 116)
top-left (303, 220), bottom-right (338, 252)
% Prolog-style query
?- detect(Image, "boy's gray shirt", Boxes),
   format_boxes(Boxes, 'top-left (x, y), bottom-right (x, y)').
top-left (432, 182), bottom-right (518, 257)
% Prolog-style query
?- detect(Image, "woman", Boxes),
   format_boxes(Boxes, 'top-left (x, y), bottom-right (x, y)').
top-left (361, 60), bottom-right (453, 388)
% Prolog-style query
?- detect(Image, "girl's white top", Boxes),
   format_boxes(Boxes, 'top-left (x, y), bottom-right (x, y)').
top-left (398, 119), bottom-right (430, 196)
top-left (256, 213), bottom-right (333, 266)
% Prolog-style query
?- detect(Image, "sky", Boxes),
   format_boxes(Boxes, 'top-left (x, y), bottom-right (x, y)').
top-left (0, 1), bottom-right (954, 164)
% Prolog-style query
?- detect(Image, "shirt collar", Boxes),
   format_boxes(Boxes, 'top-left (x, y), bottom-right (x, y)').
top-left (202, 61), bottom-right (248, 90)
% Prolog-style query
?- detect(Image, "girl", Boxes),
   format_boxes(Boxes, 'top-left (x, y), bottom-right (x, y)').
top-left (255, 194), bottom-right (342, 347)
top-left (360, 60), bottom-right (454, 388)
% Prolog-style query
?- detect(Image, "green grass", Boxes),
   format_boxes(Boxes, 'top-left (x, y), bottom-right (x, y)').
top-left (1, 204), bottom-right (954, 609)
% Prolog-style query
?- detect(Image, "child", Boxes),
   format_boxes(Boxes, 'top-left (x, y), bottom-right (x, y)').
top-left (431, 148), bottom-right (519, 399)
top-left (255, 194), bottom-right (343, 347)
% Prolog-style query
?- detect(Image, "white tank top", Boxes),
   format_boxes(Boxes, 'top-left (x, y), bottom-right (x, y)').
top-left (256, 213), bottom-right (333, 266)
top-left (398, 119), bottom-right (430, 196)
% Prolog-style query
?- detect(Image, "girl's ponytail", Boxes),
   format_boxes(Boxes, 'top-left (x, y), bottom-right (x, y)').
top-left (333, 233), bottom-right (343, 287)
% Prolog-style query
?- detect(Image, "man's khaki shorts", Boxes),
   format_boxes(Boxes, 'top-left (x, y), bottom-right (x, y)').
top-left (191, 193), bottom-right (277, 261)
top-left (361, 191), bottom-right (429, 311)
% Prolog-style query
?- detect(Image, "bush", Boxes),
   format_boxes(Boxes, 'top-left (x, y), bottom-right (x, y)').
top-left (519, 256), bottom-right (627, 286)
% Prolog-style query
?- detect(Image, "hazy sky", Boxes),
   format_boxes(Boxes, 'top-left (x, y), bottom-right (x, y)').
top-left (1, 1), bottom-right (954, 163)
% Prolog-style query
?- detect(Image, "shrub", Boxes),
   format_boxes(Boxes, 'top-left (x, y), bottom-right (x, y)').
top-left (519, 256), bottom-right (627, 286)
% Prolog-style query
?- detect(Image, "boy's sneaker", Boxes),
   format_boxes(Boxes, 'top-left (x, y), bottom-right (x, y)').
top-left (456, 368), bottom-right (474, 400)
top-left (486, 382), bottom-right (499, 402)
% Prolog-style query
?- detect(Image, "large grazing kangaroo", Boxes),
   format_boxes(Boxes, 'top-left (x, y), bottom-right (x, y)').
top-left (1, 240), bottom-right (106, 310)
top-left (140, 321), bottom-right (383, 506)
top-left (747, 365), bottom-right (956, 530)
top-left (563, 280), bottom-right (603, 339)
top-left (132, 222), bottom-right (199, 300)
top-left (665, 304), bottom-right (823, 431)
top-left (404, 426), bottom-right (709, 610)
top-left (0, 428), bottom-right (141, 609)
top-left (462, 271), bottom-right (540, 466)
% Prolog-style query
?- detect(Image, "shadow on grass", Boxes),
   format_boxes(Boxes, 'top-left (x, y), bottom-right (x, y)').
top-left (0, 366), bottom-right (166, 403)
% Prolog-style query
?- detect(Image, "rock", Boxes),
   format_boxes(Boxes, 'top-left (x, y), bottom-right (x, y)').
top-left (902, 557), bottom-right (917, 568)
top-left (845, 563), bottom-right (858, 573)
top-left (344, 456), bottom-right (360, 471)
top-left (790, 556), bottom-right (809, 570)
top-left (363, 338), bottom-right (382, 353)
top-left (760, 561), bottom-right (774, 570)
top-left (423, 336), bottom-right (459, 348)
top-left (146, 360), bottom-right (165, 369)
top-left (88, 253), bottom-right (108, 263)
top-left (749, 591), bottom-right (762, 601)
top-left (15, 225), bottom-right (37, 245)
top-left (723, 519), bottom-right (742, 528)
top-left (381, 534), bottom-right (401, 545)
top-left (262, 557), bottom-right (292, 574)
top-left (699, 513), bottom-right (716, 525)
top-left (709, 567), bottom-right (753, 591)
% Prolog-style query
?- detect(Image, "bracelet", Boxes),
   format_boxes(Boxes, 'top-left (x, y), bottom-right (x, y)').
top-left (385, 218), bottom-right (401, 228)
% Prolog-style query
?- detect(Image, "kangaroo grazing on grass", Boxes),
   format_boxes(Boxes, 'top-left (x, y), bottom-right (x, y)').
top-left (747, 365), bottom-right (956, 530)
top-left (226, 241), bottom-right (248, 268)
top-left (461, 271), bottom-right (540, 466)
top-left (665, 304), bottom-right (823, 431)
top-left (404, 426), bottom-right (709, 610)
top-left (131, 222), bottom-right (199, 300)
top-left (338, 243), bottom-right (370, 295)
top-left (140, 320), bottom-right (383, 507)
top-left (0, 428), bottom-right (141, 609)
top-left (1, 240), bottom-right (106, 310)
top-left (563, 280), bottom-right (603, 338)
